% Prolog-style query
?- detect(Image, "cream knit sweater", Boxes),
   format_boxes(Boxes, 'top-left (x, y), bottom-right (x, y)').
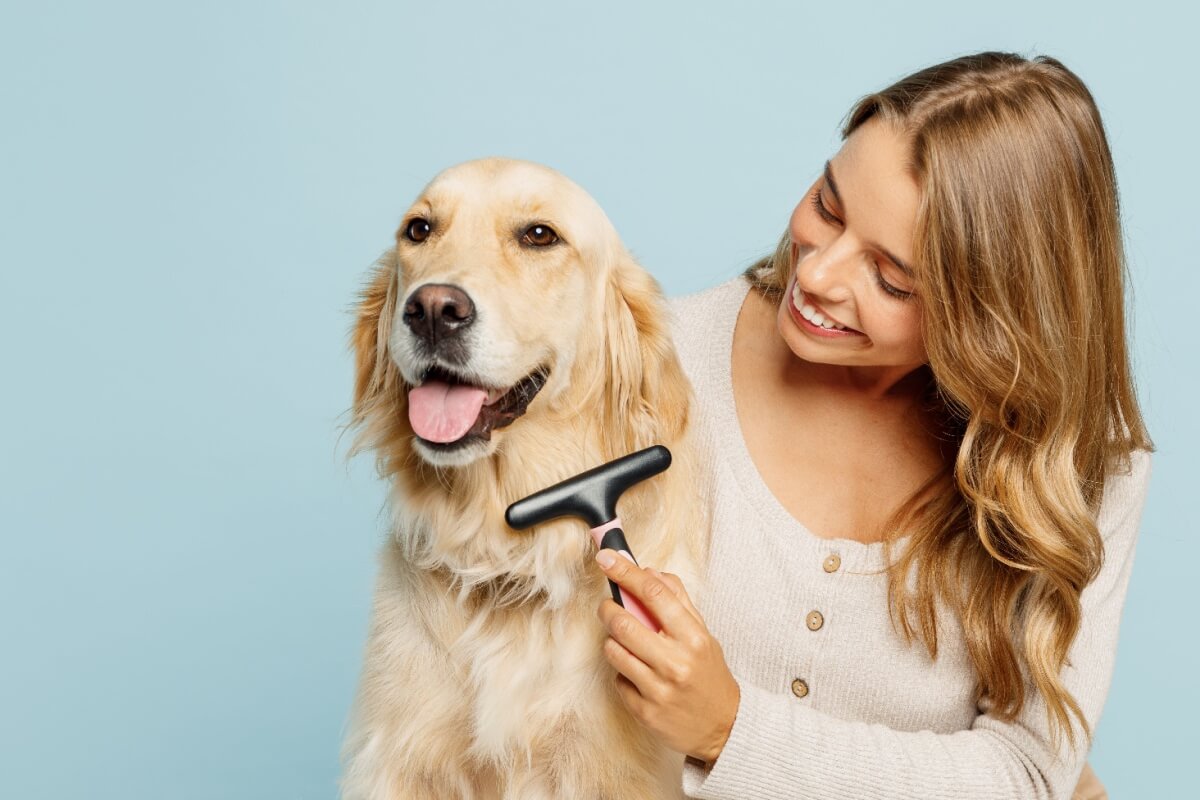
top-left (666, 275), bottom-right (1152, 800)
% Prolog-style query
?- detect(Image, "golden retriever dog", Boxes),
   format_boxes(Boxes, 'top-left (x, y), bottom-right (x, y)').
top-left (339, 158), bottom-right (707, 799)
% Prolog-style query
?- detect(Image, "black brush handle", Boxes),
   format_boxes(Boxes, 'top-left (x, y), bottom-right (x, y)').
top-left (597, 525), bottom-right (660, 633)
top-left (504, 445), bottom-right (671, 529)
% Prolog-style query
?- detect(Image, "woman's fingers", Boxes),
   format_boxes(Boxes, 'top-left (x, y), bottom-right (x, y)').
top-left (597, 596), bottom-right (678, 680)
top-left (601, 626), bottom-right (658, 697)
top-left (648, 568), bottom-right (703, 624)
top-left (595, 550), bottom-right (698, 640)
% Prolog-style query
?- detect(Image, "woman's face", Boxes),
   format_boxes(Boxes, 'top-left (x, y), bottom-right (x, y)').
top-left (778, 116), bottom-right (927, 379)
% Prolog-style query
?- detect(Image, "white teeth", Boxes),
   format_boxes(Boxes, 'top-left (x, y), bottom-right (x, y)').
top-left (485, 388), bottom-right (505, 405)
top-left (792, 283), bottom-right (847, 330)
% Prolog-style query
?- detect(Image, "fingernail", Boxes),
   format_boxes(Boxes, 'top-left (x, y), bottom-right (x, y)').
top-left (595, 550), bottom-right (617, 568)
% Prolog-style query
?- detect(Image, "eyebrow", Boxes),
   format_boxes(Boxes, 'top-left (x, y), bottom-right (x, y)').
top-left (823, 160), bottom-right (915, 279)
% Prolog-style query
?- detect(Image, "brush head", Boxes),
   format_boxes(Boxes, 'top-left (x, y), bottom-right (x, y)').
top-left (505, 445), bottom-right (672, 529)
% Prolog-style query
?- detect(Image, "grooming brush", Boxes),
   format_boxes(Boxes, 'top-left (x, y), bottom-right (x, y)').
top-left (505, 445), bottom-right (672, 632)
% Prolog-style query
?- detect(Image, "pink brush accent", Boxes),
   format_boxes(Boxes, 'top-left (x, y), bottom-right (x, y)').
top-left (589, 517), bottom-right (623, 547)
top-left (589, 516), bottom-right (661, 633)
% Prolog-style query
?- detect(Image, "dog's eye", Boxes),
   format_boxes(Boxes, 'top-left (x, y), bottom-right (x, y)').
top-left (521, 224), bottom-right (559, 247)
top-left (404, 218), bottom-right (432, 243)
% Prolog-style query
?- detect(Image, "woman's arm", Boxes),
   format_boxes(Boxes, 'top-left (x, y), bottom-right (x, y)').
top-left (678, 449), bottom-right (1151, 800)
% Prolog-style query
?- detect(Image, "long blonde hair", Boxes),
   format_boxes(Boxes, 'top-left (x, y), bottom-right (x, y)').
top-left (746, 52), bottom-right (1153, 749)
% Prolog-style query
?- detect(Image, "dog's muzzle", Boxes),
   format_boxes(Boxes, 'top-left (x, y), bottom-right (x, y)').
top-left (403, 283), bottom-right (475, 366)
top-left (400, 283), bottom-right (550, 451)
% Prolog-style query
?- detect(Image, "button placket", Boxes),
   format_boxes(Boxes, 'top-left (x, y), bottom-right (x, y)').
top-left (792, 552), bottom-right (841, 700)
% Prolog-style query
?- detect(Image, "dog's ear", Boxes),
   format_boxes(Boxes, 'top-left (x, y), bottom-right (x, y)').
top-left (347, 248), bottom-right (406, 468)
top-left (599, 250), bottom-right (692, 456)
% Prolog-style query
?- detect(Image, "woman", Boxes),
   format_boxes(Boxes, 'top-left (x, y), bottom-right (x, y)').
top-left (592, 52), bottom-right (1153, 799)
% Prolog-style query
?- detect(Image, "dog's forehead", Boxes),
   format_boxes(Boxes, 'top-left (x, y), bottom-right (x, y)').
top-left (420, 159), bottom-right (611, 237)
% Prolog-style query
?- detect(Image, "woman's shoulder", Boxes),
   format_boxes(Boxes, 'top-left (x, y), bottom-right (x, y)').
top-left (666, 273), bottom-right (749, 312)
top-left (663, 274), bottom-right (749, 386)
top-left (665, 274), bottom-right (749, 343)
top-left (1096, 447), bottom-right (1153, 540)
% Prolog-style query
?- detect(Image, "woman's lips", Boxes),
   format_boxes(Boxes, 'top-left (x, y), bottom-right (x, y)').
top-left (787, 280), bottom-right (863, 338)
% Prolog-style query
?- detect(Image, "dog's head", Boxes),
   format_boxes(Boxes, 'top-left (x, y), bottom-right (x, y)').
top-left (347, 158), bottom-right (689, 476)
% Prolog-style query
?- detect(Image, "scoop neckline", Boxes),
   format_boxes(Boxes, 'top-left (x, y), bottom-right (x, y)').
top-left (711, 277), bottom-right (891, 571)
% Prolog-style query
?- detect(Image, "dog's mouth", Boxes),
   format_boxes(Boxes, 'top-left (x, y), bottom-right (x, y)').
top-left (407, 364), bottom-right (551, 449)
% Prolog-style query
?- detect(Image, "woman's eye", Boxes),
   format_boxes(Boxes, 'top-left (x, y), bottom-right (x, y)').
top-left (521, 224), bottom-right (559, 247)
top-left (405, 218), bottom-right (431, 243)
top-left (810, 189), bottom-right (841, 225)
top-left (876, 265), bottom-right (915, 300)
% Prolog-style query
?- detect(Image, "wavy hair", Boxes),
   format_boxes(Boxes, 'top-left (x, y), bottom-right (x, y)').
top-left (745, 52), bottom-right (1153, 749)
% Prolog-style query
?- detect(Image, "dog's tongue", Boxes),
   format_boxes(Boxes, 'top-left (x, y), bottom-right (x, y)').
top-left (408, 380), bottom-right (488, 443)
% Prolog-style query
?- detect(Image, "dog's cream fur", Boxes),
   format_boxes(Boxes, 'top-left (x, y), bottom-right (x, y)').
top-left (339, 158), bottom-right (708, 799)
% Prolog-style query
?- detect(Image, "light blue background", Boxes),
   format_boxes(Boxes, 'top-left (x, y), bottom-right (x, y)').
top-left (2, 1), bottom-right (1194, 797)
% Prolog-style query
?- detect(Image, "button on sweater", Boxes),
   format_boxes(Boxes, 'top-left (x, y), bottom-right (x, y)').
top-left (666, 275), bottom-right (1152, 800)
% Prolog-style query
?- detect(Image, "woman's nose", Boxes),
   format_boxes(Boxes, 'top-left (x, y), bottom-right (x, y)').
top-left (794, 241), bottom-right (855, 303)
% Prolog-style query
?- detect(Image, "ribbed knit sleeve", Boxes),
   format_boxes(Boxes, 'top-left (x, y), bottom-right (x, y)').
top-left (665, 276), bottom-right (1153, 800)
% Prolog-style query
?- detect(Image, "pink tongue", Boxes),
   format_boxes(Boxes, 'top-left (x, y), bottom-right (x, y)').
top-left (408, 380), bottom-right (488, 443)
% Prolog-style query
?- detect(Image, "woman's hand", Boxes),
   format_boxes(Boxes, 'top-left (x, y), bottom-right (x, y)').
top-left (594, 548), bottom-right (740, 765)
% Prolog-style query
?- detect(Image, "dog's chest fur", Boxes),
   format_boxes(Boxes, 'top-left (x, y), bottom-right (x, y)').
top-left (353, 534), bottom-right (682, 798)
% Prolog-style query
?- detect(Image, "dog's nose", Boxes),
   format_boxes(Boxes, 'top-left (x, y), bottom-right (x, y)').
top-left (403, 283), bottom-right (476, 343)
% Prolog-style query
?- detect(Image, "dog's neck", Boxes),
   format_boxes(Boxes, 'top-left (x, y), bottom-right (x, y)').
top-left (428, 560), bottom-right (551, 609)
top-left (407, 427), bottom-right (628, 514)
top-left (389, 422), bottom-right (656, 609)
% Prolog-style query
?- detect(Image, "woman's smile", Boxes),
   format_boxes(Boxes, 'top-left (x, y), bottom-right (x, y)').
top-left (787, 278), bottom-right (864, 338)
top-left (786, 276), bottom-right (864, 338)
